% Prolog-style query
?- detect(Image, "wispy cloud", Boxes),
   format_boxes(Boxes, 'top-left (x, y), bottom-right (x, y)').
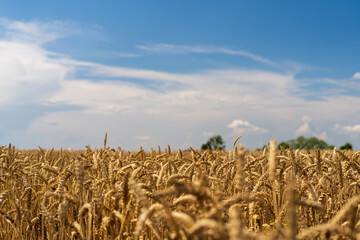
top-left (87, 51), bottom-right (140, 59)
top-left (0, 18), bottom-right (78, 44)
top-left (137, 43), bottom-right (275, 65)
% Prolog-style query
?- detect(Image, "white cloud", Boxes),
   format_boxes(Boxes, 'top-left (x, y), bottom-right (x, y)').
top-left (137, 44), bottom-right (275, 65)
top-left (228, 120), bottom-right (251, 128)
top-left (227, 119), bottom-right (268, 134)
top-left (353, 72), bottom-right (360, 79)
top-left (0, 19), bottom-right (300, 118)
top-left (0, 40), bottom-right (68, 104)
top-left (47, 79), bottom-right (148, 115)
top-left (344, 125), bottom-right (360, 132)
top-left (302, 116), bottom-right (311, 122)
top-left (47, 62), bottom-right (297, 115)
top-left (136, 136), bottom-right (150, 140)
top-left (1, 18), bottom-right (360, 149)
top-left (295, 123), bottom-right (311, 135)
top-left (334, 124), bottom-right (360, 133)
top-left (203, 132), bottom-right (215, 137)
top-left (294, 116), bottom-right (329, 140)
top-left (316, 132), bottom-right (327, 141)
top-left (0, 19), bottom-right (299, 116)
top-left (295, 116), bottom-right (313, 135)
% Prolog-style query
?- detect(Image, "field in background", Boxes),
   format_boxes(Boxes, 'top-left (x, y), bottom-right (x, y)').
top-left (0, 140), bottom-right (359, 240)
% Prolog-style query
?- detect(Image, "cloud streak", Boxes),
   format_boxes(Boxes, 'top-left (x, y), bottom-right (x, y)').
top-left (137, 44), bottom-right (275, 65)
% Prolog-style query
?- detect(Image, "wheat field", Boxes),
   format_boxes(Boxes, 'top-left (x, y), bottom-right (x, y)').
top-left (0, 138), bottom-right (359, 240)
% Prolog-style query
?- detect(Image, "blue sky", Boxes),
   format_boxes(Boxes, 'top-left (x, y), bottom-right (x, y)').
top-left (0, 1), bottom-right (359, 150)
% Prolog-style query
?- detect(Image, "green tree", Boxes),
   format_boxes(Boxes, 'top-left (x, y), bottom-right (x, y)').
top-left (201, 135), bottom-right (225, 150)
top-left (278, 142), bottom-right (290, 150)
top-left (278, 136), bottom-right (332, 150)
top-left (340, 142), bottom-right (353, 150)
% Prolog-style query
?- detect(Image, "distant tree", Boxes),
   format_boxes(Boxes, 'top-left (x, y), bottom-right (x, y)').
top-left (278, 142), bottom-right (290, 150)
top-left (304, 137), bottom-right (329, 149)
top-left (277, 136), bottom-right (332, 150)
top-left (326, 145), bottom-right (336, 150)
top-left (340, 142), bottom-right (353, 150)
top-left (201, 135), bottom-right (225, 150)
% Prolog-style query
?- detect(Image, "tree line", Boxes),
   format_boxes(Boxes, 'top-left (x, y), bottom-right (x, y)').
top-left (201, 135), bottom-right (353, 150)
top-left (277, 136), bottom-right (352, 150)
